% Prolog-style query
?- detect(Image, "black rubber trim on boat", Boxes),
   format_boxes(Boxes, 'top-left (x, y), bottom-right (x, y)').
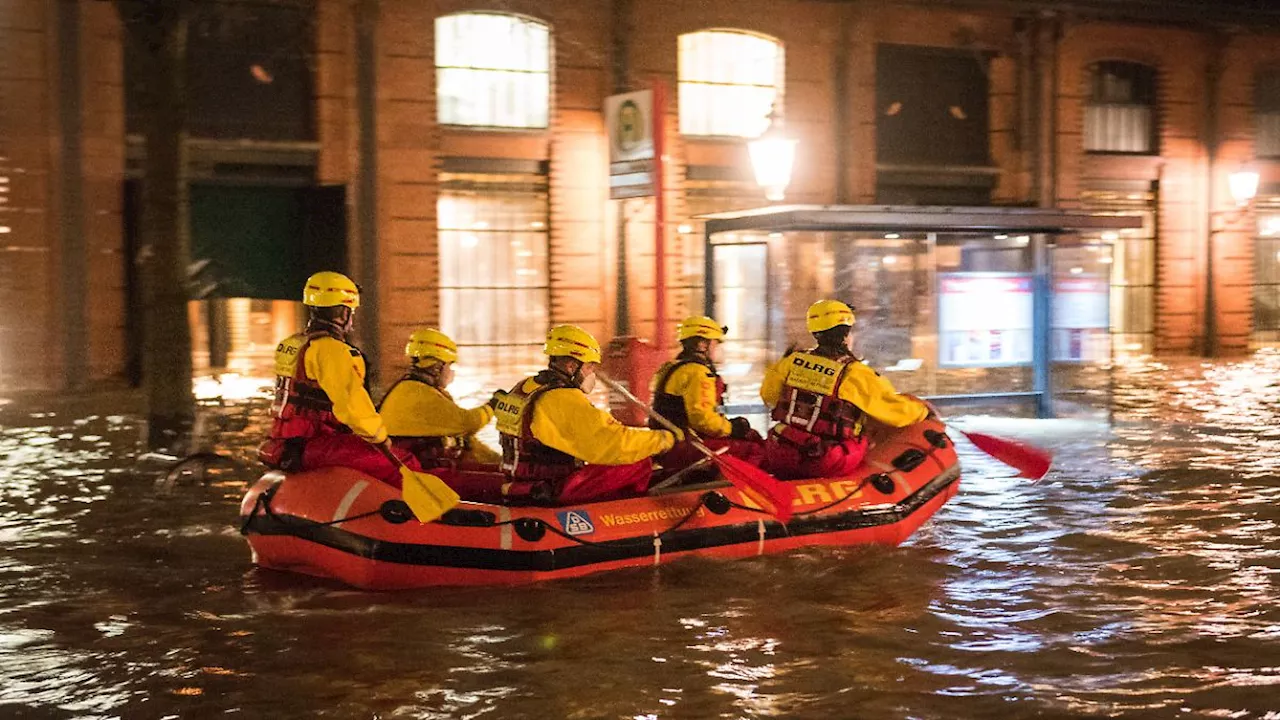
top-left (240, 465), bottom-right (961, 574)
top-left (892, 448), bottom-right (928, 472)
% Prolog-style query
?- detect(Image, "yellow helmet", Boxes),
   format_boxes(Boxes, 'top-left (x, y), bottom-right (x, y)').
top-left (543, 324), bottom-right (602, 364)
top-left (676, 316), bottom-right (727, 341)
top-left (806, 299), bottom-right (855, 333)
top-left (303, 271), bottom-right (360, 309)
top-left (405, 328), bottom-right (458, 364)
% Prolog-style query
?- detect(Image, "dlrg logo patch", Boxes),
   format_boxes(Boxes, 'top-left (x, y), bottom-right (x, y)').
top-left (556, 510), bottom-right (595, 536)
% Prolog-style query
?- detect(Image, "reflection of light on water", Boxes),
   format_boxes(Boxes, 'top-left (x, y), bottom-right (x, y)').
top-left (681, 616), bottom-right (780, 715)
top-left (193, 373), bottom-right (273, 402)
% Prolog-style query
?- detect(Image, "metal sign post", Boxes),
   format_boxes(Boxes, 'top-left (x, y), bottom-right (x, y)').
top-left (652, 80), bottom-right (667, 352)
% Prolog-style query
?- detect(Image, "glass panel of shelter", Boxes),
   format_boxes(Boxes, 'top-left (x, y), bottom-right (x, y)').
top-left (710, 229), bottom-right (1113, 417)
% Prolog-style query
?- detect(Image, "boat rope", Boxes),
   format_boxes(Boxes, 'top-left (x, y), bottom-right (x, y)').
top-left (238, 486), bottom-right (387, 535)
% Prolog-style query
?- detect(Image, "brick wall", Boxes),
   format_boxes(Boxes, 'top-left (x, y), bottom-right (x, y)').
top-left (0, 0), bottom-right (53, 390)
top-left (1217, 36), bottom-right (1280, 352)
top-left (81, 2), bottom-right (125, 382)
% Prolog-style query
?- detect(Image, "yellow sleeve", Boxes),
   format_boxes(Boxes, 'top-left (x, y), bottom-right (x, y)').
top-left (306, 338), bottom-right (388, 443)
top-left (669, 363), bottom-right (733, 438)
top-left (760, 354), bottom-right (791, 409)
top-left (380, 382), bottom-right (494, 437)
top-left (837, 362), bottom-right (929, 427)
top-left (531, 388), bottom-right (675, 465)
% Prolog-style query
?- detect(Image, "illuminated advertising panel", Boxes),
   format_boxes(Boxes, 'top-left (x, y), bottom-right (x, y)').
top-left (938, 273), bottom-right (1034, 367)
top-left (1052, 275), bottom-right (1110, 362)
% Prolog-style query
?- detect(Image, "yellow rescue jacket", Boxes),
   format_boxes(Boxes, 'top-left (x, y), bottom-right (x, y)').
top-left (379, 371), bottom-right (499, 463)
top-left (269, 333), bottom-right (388, 444)
top-left (496, 371), bottom-right (677, 473)
top-left (649, 357), bottom-right (733, 437)
top-left (761, 350), bottom-right (928, 429)
top-left (380, 372), bottom-right (494, 439)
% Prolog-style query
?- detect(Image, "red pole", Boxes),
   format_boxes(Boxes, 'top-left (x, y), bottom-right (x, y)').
top-left (652, 80), bottom-right (667, 352)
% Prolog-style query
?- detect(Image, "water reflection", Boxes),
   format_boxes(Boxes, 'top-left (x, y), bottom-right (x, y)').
top-left (2, 356), bottom-right (1280, 716)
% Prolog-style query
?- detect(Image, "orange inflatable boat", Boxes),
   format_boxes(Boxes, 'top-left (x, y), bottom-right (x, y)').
top-left (239, 417), bottom-right (960, 589)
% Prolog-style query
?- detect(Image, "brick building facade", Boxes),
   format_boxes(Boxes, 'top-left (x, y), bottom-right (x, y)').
top-left (5, 0), bottom-right (1280, 391)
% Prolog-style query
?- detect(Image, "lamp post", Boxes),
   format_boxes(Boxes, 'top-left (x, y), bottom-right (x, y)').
top-left (748, 106), bottom-right (798, 202)
top-left (1205, 168), bottom-right (1260, 356)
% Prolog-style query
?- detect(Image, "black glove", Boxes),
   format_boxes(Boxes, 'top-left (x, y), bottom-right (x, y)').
top-left (729, 417), bottom-right (753, 439)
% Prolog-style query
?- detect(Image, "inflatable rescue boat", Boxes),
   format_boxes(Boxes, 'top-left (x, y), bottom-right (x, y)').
top-left (239, 417), bottom-right (960, 589)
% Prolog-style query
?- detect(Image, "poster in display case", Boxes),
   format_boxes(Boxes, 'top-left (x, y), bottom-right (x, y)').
top-left (938, 273), bottom-right (1034, 367)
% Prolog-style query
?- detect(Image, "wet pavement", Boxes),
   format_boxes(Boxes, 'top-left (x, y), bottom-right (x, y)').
top-left (1, 354), bottom-right (1278, 718)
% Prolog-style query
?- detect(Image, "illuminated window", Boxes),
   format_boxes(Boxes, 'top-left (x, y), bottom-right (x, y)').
top-left (1085, 61), bottom-right (1157, 154)
top-left (435, 13), bottom-right (550, 128)
top-left (1255, 211), bottom-right (1280, 343)
top-left (1256, 70), bottom-right (1280, 158)
top-left (678, 30), bottom-right (784, 137)
top-left (438, 187), bottom-right (549, 369)
top-left (1081, 190), bottom-right (1157, 356)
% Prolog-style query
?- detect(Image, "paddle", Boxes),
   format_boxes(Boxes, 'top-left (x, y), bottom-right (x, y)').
top-left (907, 394), bottom-right (1052, 481)
top-left (377, 444), bottom-right (461, 522)
top-left (954, 429), bottom-right (1053, 481)
top-left (598, 373), bottom-right (797, 522)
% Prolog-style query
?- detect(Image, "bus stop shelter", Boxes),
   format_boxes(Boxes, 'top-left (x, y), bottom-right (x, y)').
top-left (698, 205), bottom-right (1142, 418)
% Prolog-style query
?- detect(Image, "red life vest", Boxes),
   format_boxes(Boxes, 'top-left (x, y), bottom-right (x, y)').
top-left (650, 356), bottom-right (727, 431)
top-left (769, 349), bottom-right (865, 449)
top-left (496, 371), bottom-right (582, 481)
top-left (266, 331), bottom-right (351, 441)
top-left (377, 368), bottom-right (463, 463)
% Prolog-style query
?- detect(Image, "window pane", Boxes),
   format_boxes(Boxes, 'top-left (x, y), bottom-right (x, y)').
top-left (678, 30), bottom-right (784, 138)
top-left (1085, 62), bottom-right (1157, 154)
top-left (439, 190), bottom-right (549, 349)
top-left (435, 13), bottom-right (550, 128)
top-left (1255, 221), bottom-right (1280, 336)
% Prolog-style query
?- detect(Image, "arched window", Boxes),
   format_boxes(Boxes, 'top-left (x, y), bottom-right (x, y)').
top-left (435, 13), bottom-right (550, 128)
top-left (1085, 61), bottom-right (1157, 154)
top-left (1255, 69), bottom-right (1280, 158)
top-left (678, 30), bottom-right (784, 138)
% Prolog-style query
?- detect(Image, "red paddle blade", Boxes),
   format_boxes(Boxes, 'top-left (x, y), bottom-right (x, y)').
top-left (713, 454), bottom-right (797, 523)
top-left (960, 430), bottom-right (1052, 481)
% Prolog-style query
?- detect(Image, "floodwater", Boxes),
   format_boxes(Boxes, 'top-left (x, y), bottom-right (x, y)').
top-left (1, 355), bottom-right (1278, 719)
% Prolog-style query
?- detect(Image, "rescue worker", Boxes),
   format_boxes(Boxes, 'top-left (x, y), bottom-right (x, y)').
top-left (494, 324), bottom-right (680, 504)
top-left (760, 299), bottom-right (928, 480)
top-left (379, 328), bottom-right (500, 473)
top-left (258, 271), bottom-right (420, 487)
top-left (650, 316), bottom-right (765, 473)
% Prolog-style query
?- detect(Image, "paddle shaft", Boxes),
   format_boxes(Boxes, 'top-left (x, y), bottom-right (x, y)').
top-left (597, 373), bottom-right (715, 456)
top-left (376, 441), bottom-right (411, 471)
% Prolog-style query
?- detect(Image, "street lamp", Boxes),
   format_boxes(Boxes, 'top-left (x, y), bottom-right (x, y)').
top-left (1205, 166), bottom-right (1260, 356)
top-left (748, 106), bottom-right (798, 202)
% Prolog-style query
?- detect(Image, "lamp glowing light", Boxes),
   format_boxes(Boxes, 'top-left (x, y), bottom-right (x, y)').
top-left (1228, 169), bottom-right (1259, 207)
top-left (748, 106), bottom-right (798, 202)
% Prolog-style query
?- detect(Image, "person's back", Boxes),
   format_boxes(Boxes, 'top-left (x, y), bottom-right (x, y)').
top-left (380, 328), bottom-right (498, 469)
top-left (258, 271), bottom-right (420, 487)
top-left (761, 300), bottom-right (927, 479)
top-left (650, 316), bottom-right (764, 473)
top-left (495, 325), bottom-right (678, 504)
